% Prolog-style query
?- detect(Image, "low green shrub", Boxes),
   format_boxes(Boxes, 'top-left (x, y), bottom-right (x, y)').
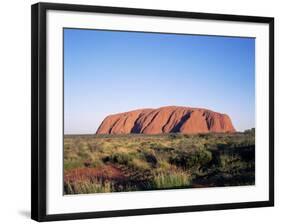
top-left (170, 149), bottom-right (212, 170)
top-left (128, 158), bottom-right (151, 171)
top-left (102, 152), bottom-right (133, 165)
top-left (143, 151), bottom-right (158, 166)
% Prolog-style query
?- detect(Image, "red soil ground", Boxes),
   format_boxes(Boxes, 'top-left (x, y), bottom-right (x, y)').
top-left (64, 165), bottom-right (125, 183)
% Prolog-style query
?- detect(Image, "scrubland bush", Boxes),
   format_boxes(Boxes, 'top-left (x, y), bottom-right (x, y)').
top-left (128, 158), bottom-right (150, 171)
top-left (170, 149), bottom-right (212, 170)
top-left (102, 152), bottom-right (133, 165)
top-left (143, 151), bottom-right (158, 166)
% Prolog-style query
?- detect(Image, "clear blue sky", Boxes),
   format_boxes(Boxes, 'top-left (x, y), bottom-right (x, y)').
top-left (64, 28), bottom-right (255, 134)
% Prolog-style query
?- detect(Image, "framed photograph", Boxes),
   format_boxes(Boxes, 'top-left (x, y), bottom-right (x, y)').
top-left (31, 2), bottom-right (274, 222)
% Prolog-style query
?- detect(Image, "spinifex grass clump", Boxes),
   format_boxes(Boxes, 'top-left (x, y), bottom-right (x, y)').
top-left (152, 171), bottom-right (192, 189)
top-left (64, 131), bottom-right (255, 194)
top-left (65, 179), bottom-right (113, 194)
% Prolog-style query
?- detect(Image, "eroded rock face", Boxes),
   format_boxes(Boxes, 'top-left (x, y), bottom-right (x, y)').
top-left (96, 106), bottom-right (236, 134)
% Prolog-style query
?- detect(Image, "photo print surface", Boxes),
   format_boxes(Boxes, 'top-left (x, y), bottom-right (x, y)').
top-left (63, 28), bottom-right (255, 195)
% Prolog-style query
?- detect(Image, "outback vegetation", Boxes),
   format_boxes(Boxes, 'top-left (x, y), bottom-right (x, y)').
top-left (64, 129), bottom-right (255, 194)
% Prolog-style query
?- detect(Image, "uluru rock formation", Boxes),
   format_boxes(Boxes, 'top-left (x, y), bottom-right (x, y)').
top-left (96, 106), bottom-right (236, 135)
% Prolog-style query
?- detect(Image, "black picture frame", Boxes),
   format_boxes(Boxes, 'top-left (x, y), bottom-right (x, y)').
top-left (31, 2), bottom-right (274, 222)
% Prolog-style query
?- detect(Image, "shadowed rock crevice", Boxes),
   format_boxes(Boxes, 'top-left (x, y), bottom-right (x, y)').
top-left (131, 112), bottom-right (147, 133)
top-left (108, 117), bottom-right (122, 134)
top-left (162, 109), bottom-right (177, 132)
top-left (142, 111), bottom-right (161, 134)
top-left (171, 112), bottom-right (191, 133)
top-left (96, 106), bottom-right (236, 134)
